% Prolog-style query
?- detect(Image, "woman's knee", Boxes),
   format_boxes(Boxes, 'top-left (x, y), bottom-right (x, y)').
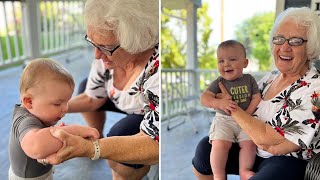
top-left (192, 136), bottom-right (212, 176)
top-left (77, 78), bottom-right (88, 94)
top-left (108, 160), bottom-right (150, 180)
top-left (107, 114), bottom-right (143, 137)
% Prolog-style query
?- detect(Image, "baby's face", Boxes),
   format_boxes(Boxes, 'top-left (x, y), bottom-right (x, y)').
top-left (29, 80), bottom-right (73, 126)
top-left (217, 46), bottom-right (248, 81)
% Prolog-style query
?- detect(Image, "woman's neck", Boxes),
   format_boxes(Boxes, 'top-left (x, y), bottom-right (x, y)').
top-left (113, 48), bottom-right (154, 90)
top-left (279, 63), bottom-right (310, 83)
top-left (263, 63), bottom-right (310, 101)
top-left (117, 48), bottom-right (153, 72)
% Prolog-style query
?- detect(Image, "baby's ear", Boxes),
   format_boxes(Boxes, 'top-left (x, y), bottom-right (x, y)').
top-left (22, 94), bottom-right (33, 109)
top-left (244, 58), bottom-right (249, 68)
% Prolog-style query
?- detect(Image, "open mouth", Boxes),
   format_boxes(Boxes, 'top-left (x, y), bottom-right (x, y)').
top-left (279, 55), bottom-right (293, 61)
top-left (225, 70), bottom-right (234, 73)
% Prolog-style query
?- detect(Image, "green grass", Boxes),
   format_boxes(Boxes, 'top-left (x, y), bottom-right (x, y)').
top-left (0, 35), bottom-right (24, 61)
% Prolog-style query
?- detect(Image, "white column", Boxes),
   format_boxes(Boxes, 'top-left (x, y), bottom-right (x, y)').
top-left (21, 0), bottom-right (41, 60)
top-left (186, 2), bottom-right (199, 95)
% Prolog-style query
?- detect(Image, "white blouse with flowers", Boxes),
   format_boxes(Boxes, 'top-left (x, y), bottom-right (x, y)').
top-left (254, 65), bottom-right (320, 160)
top-left (85, 45), bottom-right (159, 142)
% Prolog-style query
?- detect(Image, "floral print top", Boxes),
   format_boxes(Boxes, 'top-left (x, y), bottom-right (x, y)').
top-left (254, 65), bottom-right (320, 160)
top-left (85, 45), bottom-right (159, 142)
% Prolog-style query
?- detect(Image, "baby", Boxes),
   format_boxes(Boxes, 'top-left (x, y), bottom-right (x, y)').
top-left (201, 40), bottom-right (261, 180)
top-left (9, 58), bottom-right (99, 180)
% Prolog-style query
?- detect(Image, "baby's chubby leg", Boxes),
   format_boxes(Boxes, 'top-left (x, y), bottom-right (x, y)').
top-left (239, 140), bottom-right (256, 180)
top-left (210, 140), bottom-right (232, 180)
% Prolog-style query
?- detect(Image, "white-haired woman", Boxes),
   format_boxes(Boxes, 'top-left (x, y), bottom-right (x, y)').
top-left (193, 7), bottom-right (320, 180)
top-left (42, 0), bottom-right (159, 179)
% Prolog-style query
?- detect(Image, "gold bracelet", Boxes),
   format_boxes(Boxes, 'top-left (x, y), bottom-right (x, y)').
top-left (90, 140), bottom-right (100, 160)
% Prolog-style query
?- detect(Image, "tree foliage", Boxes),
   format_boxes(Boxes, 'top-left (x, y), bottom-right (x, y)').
top-left (235, 12), bottom-right (275, 71)
top-left (161, 3), bottom-right (216, 69)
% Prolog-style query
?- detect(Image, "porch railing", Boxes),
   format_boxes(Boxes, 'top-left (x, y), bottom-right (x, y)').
top-left (0, 0), bottom-right (85, 68)
top-left (161, 68), bottom-right (266, 121)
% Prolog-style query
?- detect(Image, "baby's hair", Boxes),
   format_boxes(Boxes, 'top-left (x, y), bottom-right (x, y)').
top-left (218, 40), bottom-right (247, 58)
top-left (20, 58), bottom-right (74, 94)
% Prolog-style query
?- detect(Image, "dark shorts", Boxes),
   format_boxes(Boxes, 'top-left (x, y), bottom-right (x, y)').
top-left (78, 78), bottom-right (144, 169)
top-left (192, 136), bottom-right (308, 180)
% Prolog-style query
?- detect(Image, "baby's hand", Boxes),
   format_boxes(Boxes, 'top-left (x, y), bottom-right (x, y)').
top-left (58, 122), bottom-right (65, 127)
top-left (82, 127), bottom-right (100, 140)
top-left (217, 99), bottom-right (237, 115)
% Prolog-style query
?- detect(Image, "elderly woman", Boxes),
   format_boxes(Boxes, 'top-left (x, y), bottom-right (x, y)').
top-left (192, 7), bottom-right (320, 180)
top-left (42, 0), bottom-right (159, 179)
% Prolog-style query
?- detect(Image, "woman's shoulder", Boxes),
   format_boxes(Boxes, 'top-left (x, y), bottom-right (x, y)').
top-left (141, 45), bottom-right (159, 85)
top-left (145, 44), bottom-right (159, 69)
top-left (305, 65), bottom-right (320, 81)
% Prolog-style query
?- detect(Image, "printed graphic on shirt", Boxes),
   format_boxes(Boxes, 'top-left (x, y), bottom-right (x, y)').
top-left (230, 85), bottom-right (251, 103)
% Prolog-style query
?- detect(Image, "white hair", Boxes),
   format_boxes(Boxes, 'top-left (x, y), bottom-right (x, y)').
top-left (84, 0), bottom-right (159, 54)
top-left (270, 7), bottom-right (320, 61)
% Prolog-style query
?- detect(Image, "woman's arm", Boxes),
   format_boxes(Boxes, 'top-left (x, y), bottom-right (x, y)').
top-left (68, 93), bottom-right (107, 112)
top-left (217, 82), bottom-right (300, 155)
top-left (44, 129), bottom-right (159, 165)
top-left (231, 108), bottom-right (300, 155)
top-left (21, 125), bottom-right (99, 159)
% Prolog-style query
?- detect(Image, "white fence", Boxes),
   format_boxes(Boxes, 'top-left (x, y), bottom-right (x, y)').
top-left (0, 0), bottom-right (85, 67)
top-left (161, 69), bottom-right (266, 121)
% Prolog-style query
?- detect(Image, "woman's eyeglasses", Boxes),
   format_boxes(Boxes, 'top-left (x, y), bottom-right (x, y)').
top-left (272, 36), bottom-right (308, 46)
top-left (84, 35), bottom-right (120, 56)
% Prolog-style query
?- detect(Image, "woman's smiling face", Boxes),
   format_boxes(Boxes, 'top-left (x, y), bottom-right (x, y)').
top-left (272, 20), bottom-right (309, 76)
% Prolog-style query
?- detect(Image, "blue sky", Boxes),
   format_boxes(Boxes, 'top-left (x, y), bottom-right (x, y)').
top-left (207, 0), bottom-right (277, 46)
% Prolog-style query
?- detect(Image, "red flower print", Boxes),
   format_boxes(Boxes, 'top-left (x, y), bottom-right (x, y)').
top-left (283, 103), bottom-right (288, 109)
top-left (275, 127), bottom-right (285, 136)
top-left (311, 92), bottom-right (318, 99)
top-left (155, 136), bottom-right (159, 142)
top-left (308, 119), bottom-right (319, 124)
top-left (149, 102), bottom-right (155, 110)
top-left (307, 149), bottom-right (313, 158)
top-left (154, 60), bottom-right (159, 68)
top-left (300, 81), bottom-right (307, 86)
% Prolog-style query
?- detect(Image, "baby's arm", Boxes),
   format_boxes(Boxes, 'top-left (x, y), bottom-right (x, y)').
top-left (245, 93), bottom-right (261, 115)
top-left (200, 89), bottom-right (237, 114)
top-left (21, 125), bottom-right (99, 159)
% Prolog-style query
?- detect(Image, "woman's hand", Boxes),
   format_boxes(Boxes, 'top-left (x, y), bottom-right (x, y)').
top-left (217, 82), bottom-right (238, 114)
top-left (39, 128), bottom-right (93, 165)
top-left (216, 99), bottom-right (238, 115)
top-left (215, 82), bottom-right (232, 100)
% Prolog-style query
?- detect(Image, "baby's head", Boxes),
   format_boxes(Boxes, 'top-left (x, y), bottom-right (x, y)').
top-left (20, 58), bottom-right (74, 126)
top-left (217, 40), bottom-right (248, 81)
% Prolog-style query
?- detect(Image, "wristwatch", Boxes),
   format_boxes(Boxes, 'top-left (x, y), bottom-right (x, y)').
top-left (90, 140), bottom-right (101, 160)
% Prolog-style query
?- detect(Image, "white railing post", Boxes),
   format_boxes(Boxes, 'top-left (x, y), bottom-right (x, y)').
top-left (186, 2), bottom-right (200, 98)
top-left (22, 0), bottom-right (41, 61)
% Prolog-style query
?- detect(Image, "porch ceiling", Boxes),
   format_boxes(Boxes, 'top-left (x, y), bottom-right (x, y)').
top-left (162, 0), bottom-right (201, 9)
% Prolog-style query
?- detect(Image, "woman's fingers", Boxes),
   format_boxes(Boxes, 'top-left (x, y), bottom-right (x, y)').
top-left (43, 129), bottom-right (73, 164)
top-left (43, 153), bottom-right (61, 165)
top-left (50, 128), bottom-right (70, 147)
top-left (218, 82), bottom-right (232, 99)
top-left (218, 82), bottom-right (228, 94)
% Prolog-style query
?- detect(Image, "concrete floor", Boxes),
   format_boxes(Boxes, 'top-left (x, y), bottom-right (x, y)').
top-left (161, 111), bottom-right (240, 180)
